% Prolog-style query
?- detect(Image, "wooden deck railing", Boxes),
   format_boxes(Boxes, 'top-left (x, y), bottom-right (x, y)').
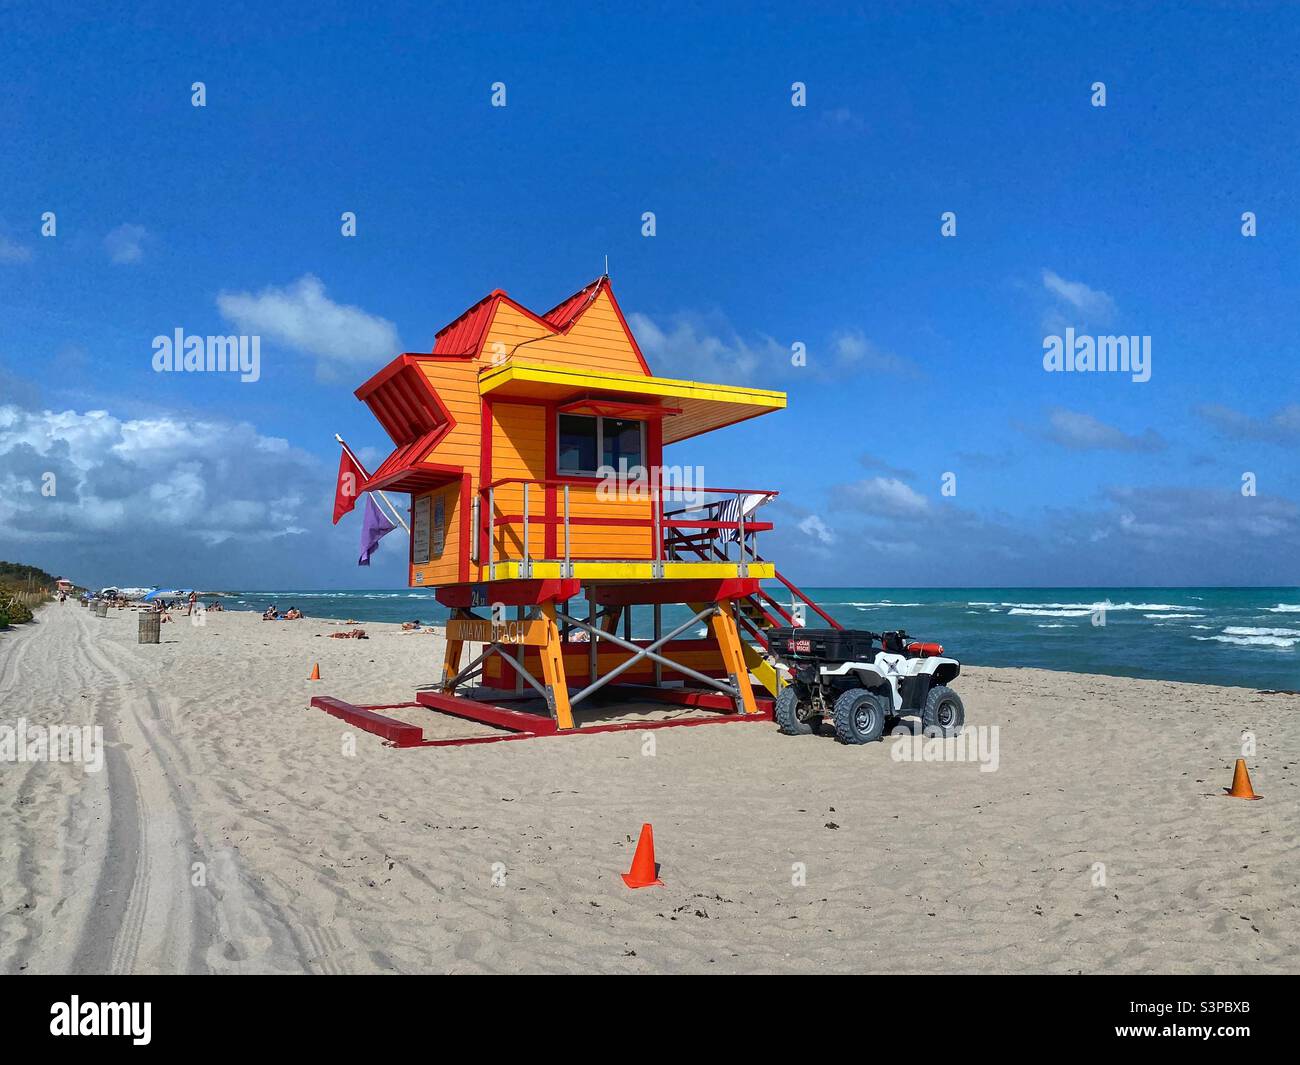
top-left (476, 476), bottom-right (777, 579)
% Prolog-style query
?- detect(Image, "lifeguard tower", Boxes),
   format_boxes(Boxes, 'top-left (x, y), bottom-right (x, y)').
top-left (317, 277), bottom-right (839, 745)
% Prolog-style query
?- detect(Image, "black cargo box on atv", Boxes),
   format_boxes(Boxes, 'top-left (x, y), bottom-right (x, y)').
top-left (767, 627), bottom-right (879, 663)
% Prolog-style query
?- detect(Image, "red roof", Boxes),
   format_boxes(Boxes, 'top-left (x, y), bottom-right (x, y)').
top-left (362, 429), bottom-right (461, 494)
top-left (426, 276), bottom-right (644, 367)
top-left (432, 289), bottom-right (506, 355)
top-left (541, 277), bottom-right (604, 330)
top-left (352, 277), bottom-right (652, 494)
top-left (355, 355), bottom-right (454, 445)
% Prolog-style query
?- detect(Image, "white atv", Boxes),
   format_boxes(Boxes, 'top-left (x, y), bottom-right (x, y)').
top-left (767, 627), bottom-right (964, 744)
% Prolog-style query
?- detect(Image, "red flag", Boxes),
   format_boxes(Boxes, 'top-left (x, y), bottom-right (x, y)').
top-left (333, 444), bottom-right (368, 524)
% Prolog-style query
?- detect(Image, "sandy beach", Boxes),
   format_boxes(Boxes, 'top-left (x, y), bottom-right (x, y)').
top-left (1, 601), bottom-right (1297, 975)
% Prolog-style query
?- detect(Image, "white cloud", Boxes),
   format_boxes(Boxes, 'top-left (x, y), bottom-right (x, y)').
top-left (0, 235), bottom-right (32, 263)
top-left (1198, 402), bottom-right (1300, 444)
top-left (0, 405), bottom-right (317, 550)
top-left (627, 310), bottom-right (779, 383)
top-left (1042, 408), bottom-right (1165, 452)
top-left (104, 223), bottom-right (147, 264)
top-left (1042, 269), bottom-right (1116, 321)
top-left (1096, 486), bottom-right (1299, 545)
top-left (842, 476), bottom-right (930, 517)
top-left (797, 513), bottom-right (835, 545)
top-left (831, 331), bottom-right (922, 379)
top-left (627, 311), bottom-right (918, 385)
top-left (217, 274), bottom-right (400, 377)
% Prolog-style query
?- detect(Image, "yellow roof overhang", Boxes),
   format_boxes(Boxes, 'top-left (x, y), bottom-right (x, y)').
top-left (478, 359), bottom-right (786, 444)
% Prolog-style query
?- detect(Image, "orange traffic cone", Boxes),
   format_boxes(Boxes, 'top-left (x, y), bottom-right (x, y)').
top-left (1224, 758), bottom-right (1261, 800)
top-left (309, 663), bottom-right (321, 682)
top-left (621, 823), bottom-right (664, 889)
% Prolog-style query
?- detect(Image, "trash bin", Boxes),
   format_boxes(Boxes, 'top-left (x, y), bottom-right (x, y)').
top-left (138, 611), bottom-right (160, 644)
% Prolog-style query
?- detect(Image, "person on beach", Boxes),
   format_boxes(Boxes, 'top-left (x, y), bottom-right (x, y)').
top-left (187, 590), bottom-right (197, 616)
top-left (262, 605), bottom-right (279, 620)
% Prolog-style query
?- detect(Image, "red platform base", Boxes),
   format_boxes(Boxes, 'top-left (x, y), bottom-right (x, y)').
top-left (310, 686), bottom-right (773, 749)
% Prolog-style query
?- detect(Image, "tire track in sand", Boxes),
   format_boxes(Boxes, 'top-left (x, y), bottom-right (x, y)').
top-left (67, 621), bottom-right (155, 973)
top-left (0, 606), bottom-right (110, 973)
top-left (67, 611), bottom-right (310, 973)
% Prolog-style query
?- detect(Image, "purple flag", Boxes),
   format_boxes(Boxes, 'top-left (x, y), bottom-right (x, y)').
top-left (357, 495), bottom-right (396, 566)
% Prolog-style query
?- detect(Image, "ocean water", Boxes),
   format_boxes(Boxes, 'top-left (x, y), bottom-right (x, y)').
top-left (217, 587), bottom-right (1300, 691)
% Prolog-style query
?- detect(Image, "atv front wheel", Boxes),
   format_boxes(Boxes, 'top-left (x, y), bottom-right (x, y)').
top-left (775, 685), bottom-right (819, 736)
top-left (922, 685), bottom-right (965, 737)
top-left (832, 689), bottom-right (888, 745)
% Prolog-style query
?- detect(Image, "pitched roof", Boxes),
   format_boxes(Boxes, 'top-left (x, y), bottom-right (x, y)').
top-left (357, 276), bottom-right (653, 457)
top-left (425, 276), bottom-right (647, 371)
top-left (355, 355), bottom-right (455, 444)
top-left (361, 428), bottom-right (460, 494)
top-left (540, 277), bottom-right (605, 330)
top-left (431, 289), bottom-right (506, 355)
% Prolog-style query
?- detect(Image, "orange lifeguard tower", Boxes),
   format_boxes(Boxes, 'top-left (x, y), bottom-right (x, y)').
top-left (316, 277), bottom-right (839, 746)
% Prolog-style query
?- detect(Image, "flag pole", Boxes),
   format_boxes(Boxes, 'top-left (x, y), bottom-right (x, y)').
top-left (334, 433), bottom-right (410, 533)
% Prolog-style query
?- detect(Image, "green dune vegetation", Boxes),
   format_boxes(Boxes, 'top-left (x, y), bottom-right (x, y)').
top-left (0, 561), bottom-right (60, 627)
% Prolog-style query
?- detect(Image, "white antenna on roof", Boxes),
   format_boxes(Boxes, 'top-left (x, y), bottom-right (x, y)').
top-left (604, 254), bottom-right (609, 277)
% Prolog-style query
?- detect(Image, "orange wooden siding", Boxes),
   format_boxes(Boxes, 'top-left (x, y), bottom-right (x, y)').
top-left (406, 360), bottom-right (480, 588)
top-left (561, 483), bottom-right (652, 559)
top-left (417, 360), bottom-right (480, 470)
top-left (479, 291), bottom-right (647, 376)
top-left (411, 480), bottom-right (462, 587)
top-left (396, 284), bottom-right (663, 586)
top-left (490, 402), bottom-right (546, 561)
top-left (485, 403), bottom-right (654, 565)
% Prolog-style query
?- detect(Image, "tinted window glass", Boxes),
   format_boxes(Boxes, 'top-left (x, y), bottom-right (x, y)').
top-left (558, 415), bottom-right (598, 472)
top-left (602, 418), bottom-right (643, 470)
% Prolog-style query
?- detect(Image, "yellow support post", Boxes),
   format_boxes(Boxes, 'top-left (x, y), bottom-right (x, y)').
top-left (709, 599), bottom-right (759, 715)
top-left (741, 639), bottom-right (784, 697)
top-left (538, 602), bottom-right (575, 730)
top-left (691, 599), bottom-right (778, 697)
top-left (441, 609), bottom-right (465, 694)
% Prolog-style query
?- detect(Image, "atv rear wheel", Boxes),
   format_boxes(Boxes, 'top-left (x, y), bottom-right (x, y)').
top-left (922, 685), bottom-right (965, 737)
top-left (775, 685), bottom-right (819, 736)
top-left (833, 688), bottom-right (888, 745)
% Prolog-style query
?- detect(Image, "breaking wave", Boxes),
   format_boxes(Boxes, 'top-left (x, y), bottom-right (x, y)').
top-left (1194, 634), bottom-right (1298, 648)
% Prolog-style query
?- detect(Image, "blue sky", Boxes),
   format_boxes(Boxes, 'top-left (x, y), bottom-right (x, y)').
top-left (1, 1), bottom-right (1298, 589)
